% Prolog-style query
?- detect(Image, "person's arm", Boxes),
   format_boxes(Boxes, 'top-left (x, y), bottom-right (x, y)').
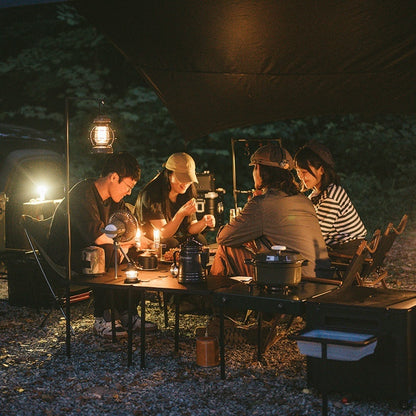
top-left (75, 186), bottom-right (128, 247)
top-left (155, 198), bottom-right (197, 239)
top-left (188, 214), bottom-right (215, 235)
top-left (315, 197), bottom-right (340, 241)
top-left (94, 232), bottom-right (115, 246)
top-left (71, 186), bottom-right (108, 247)
top-left (216, 198), bottom-right (263, 247)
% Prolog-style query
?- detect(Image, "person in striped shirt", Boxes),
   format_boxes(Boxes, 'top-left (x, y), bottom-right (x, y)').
top-left (294, 142), bottom-right (367, 256)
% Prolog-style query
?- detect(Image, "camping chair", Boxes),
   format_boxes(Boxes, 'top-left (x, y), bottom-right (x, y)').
top-left (21, 214), bottom-right (91, 330)
top-left (329, 229), bottom-right (381, 281)
top-left (355, 214), bottom-right (408, 288)
top-left (336, 239), bottom-right (372, 288)
top-left (329, 214), bottom-right (408, 288)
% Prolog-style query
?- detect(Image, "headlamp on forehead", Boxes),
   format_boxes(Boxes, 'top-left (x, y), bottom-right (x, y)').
top-left (249, 144), bottom-right (293, 170)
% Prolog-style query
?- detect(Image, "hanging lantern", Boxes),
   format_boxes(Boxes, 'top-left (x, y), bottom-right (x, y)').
top-left (89, 115), bottom-right (115, 154)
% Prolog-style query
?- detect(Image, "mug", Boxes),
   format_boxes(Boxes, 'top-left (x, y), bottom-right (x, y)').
top-left (81, 246), bottom-right (105, 275)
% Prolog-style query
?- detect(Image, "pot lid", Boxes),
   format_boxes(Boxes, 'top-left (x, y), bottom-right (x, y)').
top-left (254, 245), bottom-right (304, 264)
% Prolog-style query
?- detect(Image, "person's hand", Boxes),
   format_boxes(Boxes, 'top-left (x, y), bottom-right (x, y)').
top-left (178, 198), bottom-right (197, 217)
top-left (203, 214), bottom-right (215, 228)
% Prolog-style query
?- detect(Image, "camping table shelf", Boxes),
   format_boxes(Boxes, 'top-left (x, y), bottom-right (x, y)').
top-left (290, 329), bottom-right (377, 416)
top-left (75, 266), bottom-right (233, 367)
top-left (214, 278), bottom-right (341, 379)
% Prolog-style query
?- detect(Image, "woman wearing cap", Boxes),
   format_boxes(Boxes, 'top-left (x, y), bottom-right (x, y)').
top-left (210, 144), bottom-right (331, 278)
top-left (294, 142), bottom-right (367, 256)
top-left (134, 152), bottom-right (215, 249)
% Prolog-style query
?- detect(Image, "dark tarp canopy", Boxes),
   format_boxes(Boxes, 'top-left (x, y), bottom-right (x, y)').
top-left (74, 0), bottom-right (416, 141)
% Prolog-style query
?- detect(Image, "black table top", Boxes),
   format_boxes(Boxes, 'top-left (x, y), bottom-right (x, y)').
top-left (214, 279), bottom-right (340, 315)
top-left (215, 280), bottom-right (339, 302)
top-left (74, 266), bottom-right (234, 295)
top-left (307, 285), bottom-right (416, 309)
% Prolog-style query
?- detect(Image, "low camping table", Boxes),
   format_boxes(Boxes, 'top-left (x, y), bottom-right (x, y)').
top-left (214, 277), bottom-right (341, 379)
top-left (75, 265), bottom-right (233, 367)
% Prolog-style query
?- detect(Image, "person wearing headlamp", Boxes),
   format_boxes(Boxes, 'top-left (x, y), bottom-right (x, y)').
top-left (210, 143), bottom-right (331, 278)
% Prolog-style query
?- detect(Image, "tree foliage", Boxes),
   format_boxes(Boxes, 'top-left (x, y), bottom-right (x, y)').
top-left (0, 4), bottom-right (414, 233)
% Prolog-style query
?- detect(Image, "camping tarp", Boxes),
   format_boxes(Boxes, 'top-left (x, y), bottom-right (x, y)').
top-left (75, 0), bottom-right (416, 141)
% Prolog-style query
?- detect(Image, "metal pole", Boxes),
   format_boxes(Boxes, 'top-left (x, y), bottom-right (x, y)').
top-left (64, 96), bottom-right (108, 357)
top-left (65, 97), bottom-right (72, 358)
top-left (231, 138), bottom-right (238, 211)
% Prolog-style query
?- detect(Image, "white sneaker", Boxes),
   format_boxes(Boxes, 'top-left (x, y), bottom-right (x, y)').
top-left (93, 317), bottom-right (128, 339)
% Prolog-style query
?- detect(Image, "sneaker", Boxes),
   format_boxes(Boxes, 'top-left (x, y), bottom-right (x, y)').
top-left (120, 314), bottom-right (158, 333)
top-left (93, 317), bottom-right (128, 339)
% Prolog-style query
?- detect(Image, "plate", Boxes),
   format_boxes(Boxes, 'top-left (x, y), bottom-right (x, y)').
top-left (230, 276), bottom-right (253, 283)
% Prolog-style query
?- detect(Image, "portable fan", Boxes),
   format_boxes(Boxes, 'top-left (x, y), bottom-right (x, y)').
top-left (105, 210), bottom-right (138, 242)
top-left (104, 210), bottom-right (139, 279)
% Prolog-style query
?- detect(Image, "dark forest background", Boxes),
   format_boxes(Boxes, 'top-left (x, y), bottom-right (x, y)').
top-left (1, 3), bottom-right (415, 235)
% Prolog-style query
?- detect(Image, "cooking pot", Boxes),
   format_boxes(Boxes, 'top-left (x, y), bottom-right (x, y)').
top-left (137, 250), bottom-right (158, 270)
top-left (245, 245), bottom-right (304, 287)
top-left (174, 238), bottom-right (204, 283)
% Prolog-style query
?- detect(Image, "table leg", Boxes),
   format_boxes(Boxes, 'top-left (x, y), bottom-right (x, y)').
top-left (127, 286), bottom-right (132, 367)
top-left (140, 290), bottom-right (146, 369)
top-left (110, 290), bottom-right (116, 343)
top-left (163, 293), bottom-right (169, 328)
top-left (65, 280), bottom-right (71, 358)
top-left (174, 301), bottom-right (179, 353)
top-left (257, 311), bottom-right (263, 361)
top-left (321, 342), bottom-right (328, 416)
top-left (220, 299), bottom-right (225, 380)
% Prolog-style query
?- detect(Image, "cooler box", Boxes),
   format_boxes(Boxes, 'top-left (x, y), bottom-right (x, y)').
top-left (304, 286), bottom-right (416, 402)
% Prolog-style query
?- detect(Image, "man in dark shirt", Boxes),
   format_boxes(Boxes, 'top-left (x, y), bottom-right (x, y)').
top-left (48, 152), bottom-right (156, 339)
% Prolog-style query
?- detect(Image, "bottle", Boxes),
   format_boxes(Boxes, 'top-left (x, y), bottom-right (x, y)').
top-left (229, 208), bottom-right (236, 223)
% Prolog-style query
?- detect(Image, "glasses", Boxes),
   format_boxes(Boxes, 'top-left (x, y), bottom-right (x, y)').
top-left (121, 179), bottom-right (135, 192)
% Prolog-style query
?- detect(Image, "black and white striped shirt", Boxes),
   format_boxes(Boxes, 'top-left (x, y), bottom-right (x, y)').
top-left (310, 183), bottom-right (367, 246)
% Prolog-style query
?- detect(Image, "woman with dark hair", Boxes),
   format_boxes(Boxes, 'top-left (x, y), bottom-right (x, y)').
top-left (134, 152), bottom-right (215, 249)
top-left (294, 142), bottom-right (367, 256)
top-left (210, 144), bottom-right (331, 278)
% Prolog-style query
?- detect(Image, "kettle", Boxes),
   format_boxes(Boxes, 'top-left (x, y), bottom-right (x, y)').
top-left (174, 238), bottom-right (204, 283)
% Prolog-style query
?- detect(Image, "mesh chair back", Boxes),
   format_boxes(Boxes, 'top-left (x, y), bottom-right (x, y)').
top-left (21, 214), bottom-right (71, 281)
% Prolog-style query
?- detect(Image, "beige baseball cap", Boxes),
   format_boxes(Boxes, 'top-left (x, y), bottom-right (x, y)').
top-left (249, 144), bottom-right (294, 170)
top-left (164, 152), bottom-right (198, 183)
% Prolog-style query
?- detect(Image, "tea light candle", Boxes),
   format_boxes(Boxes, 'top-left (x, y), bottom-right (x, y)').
top-left (125, 268), bottom-right (138, 280)
top-left (124, 263), bottom-right (139, 283)
top-left (153, 228), bottom-right (162, 260)
top-left (153, 229), bottom-right (160, 249)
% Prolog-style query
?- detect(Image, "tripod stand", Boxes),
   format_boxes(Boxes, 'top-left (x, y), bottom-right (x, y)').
top-left (112, 239), bottom-right (137, 279)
